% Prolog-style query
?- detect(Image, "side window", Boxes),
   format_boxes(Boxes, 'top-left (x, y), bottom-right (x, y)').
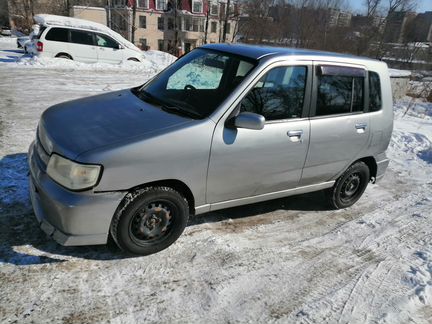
top-left (316, 72), bottom-right (364, 116)
top-left (45, 27), bottom-right (68, 42)
top-left (369, 71), bottom-right (382, 112)
top-left (240, 66), bottom-right (307, 121)
top-left (70, 30), bottom-right (95, 46)
top-left (95, 34), bottom-right (119, 49)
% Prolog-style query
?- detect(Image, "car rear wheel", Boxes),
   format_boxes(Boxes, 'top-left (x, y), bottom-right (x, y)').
top-left (127, 57), bottom-right (140, 62)
top-left (56, 54), bottom-right (72, 60)
top-left (110, 187), bottom-right (189, 255)
top-left (326, 161), bottom-right (370, 209)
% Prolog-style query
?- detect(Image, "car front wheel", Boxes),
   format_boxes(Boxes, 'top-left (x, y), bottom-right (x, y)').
top-left (327, 161), bottom-right (370, 209)
top-left (110, 187), bottom-right (189, 255)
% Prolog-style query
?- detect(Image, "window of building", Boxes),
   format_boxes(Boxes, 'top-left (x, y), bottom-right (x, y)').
top-left (240, 66), bottom-right (307, 120)
top-left (192, 0), bottom-right (203, 13)
top-left (156, 0), bottom-right (167, 10)
top-left (158, 17), bottom-right (164, 30)
top-left (184, 17), bottom-right (192, 31)
top-left (226, 23), bottom-right (231, 34)
top-left (192, 18), bottom-right (201, 32)
top-left (211, 21), bottom-right (217, 33)
top-left (139, 38), bottom-right (147, 49)
top-left (158, 39), bottom-right (164, 51)
top-left (95, 33), bottom-right (118, 48)
top-left (316, 70), bottom-right (364, 116)
top-left (210, 2), bottom-right (219, 16)
top-left (137, 0), bottom-right (149, 8)
top-left (70, 30), bottom-right (95, 46)
top-left (45, 27), bottom-right (69, 42)
top-left (168, 17), bottom-right (174, 30)
top-left (113, 0), bottom-right (126, 7)
top-left (139, 16), bottom-right (146, 28)
top-left (369, 71), bottom-right (382, 112)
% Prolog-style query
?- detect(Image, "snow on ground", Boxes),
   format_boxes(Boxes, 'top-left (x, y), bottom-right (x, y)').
top-left (0, 41), bottom-right (431, 323)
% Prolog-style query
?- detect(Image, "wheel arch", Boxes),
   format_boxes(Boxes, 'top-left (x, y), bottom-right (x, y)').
top-left (55, 52), bottom-right (73, 59)
top-left (357, 156), bottom-right (377, 182)
top-left (127, 179), bottom-right (196, 215)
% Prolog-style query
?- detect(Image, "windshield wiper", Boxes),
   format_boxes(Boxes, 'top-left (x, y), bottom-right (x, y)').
top-left (160, 105), bottom-right (202, 119)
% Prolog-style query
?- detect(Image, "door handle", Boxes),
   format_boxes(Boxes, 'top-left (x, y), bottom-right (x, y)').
top-left (355, 123), bottom-right (367, 134)
top-left (287, 130), bottom-right (303, 142)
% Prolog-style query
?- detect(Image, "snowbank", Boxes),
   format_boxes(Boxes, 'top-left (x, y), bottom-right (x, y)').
top-left (389, 68), bottom-right (412, 78)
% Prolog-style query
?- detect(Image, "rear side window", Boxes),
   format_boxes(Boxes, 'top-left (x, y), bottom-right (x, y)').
top-left (45, 27), bottom-right (69, 42)
top-left (70, 30), bottom-right (95, 46)
top-left (316, 73), bottom-right (364, 116)
top-left (369, 71), bottom-right (382, 112)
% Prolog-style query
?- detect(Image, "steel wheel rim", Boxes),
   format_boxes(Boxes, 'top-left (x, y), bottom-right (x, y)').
top-left (129, 200), bottom-right (176, 246)
top-left (340, 173), bottom-right (362, 203)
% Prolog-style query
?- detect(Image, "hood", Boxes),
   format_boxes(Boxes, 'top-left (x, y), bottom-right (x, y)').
top-left (40, 89), bottom-right (192, 160)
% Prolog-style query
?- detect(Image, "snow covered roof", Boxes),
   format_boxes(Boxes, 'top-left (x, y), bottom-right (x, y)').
top-left (34, 14), bottom-right (142, 53)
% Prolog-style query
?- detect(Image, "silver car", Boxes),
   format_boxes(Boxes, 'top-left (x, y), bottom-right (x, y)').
top-left (28, 44), bottom-right (393, 255)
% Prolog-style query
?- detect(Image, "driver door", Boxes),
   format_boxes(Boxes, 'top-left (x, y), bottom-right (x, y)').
top-left (206, 62), bottom-right (312, 204)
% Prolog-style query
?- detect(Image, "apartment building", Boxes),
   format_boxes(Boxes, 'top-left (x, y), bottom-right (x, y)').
top-left (97, 0), bottom-right (239, 54)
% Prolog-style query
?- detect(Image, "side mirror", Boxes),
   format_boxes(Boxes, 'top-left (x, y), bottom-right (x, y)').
top-left (117, 44), bottom-right (124, 50)
top-left (234, 112), bottom-right (265, 130)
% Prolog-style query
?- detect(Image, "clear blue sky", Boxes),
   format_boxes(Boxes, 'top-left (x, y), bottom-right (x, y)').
top-left (347, 0), bottom-right (432, 14)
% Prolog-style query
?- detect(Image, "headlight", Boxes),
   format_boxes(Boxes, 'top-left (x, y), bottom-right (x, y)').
top-left (47, 154), bottom-right (102, 191)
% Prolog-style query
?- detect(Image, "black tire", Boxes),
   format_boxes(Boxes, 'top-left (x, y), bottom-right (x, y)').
top-left (110, 186), bottom-right (189, 255)
top-left (326, 161), bottom-right (370, 209)
top-left (56, 54), bottom-right (72, 60)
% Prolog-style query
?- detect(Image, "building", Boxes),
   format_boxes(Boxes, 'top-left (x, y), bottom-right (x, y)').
top-left (71, 0), bottom-right (239, 54)
top-left (383, 11), bottom-right (416, 43)
top-left (410, 11), bottom-right (432, 42)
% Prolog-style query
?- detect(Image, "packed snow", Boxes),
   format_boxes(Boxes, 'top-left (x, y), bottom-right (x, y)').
top-left (0, 42), bottom-right (431, 324)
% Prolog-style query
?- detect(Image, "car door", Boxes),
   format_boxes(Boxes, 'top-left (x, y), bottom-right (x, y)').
top-left (69, 29), bottom-right (98, 63)
top-left (95, 33), bottom-right (125, 64)
top-left (206, 62), bottom-right (312, 205)
top-left (299, 62), bottom-right (370, 186)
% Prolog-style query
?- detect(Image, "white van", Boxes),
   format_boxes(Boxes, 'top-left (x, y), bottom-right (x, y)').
top-left (31, 14), bottom-right (144, 64)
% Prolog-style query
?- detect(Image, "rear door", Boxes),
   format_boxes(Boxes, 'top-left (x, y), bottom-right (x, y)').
top-left (69, 29), bottom-right (98, 63)
top-left (299, 62), bottom-right (370, 186)
top-left (95, 33), bottom-right (125, 64)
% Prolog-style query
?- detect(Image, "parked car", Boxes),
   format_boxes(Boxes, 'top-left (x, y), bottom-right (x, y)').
top-left (30, 14), bottom-right (145, 63)
top-left (0, 27), bottom-right (11, 36)
top-left (28, 44), bottom-right (393, 255)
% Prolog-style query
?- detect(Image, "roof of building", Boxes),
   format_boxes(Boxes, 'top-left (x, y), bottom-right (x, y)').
top-left (200, 43), bottom-right (380, 63)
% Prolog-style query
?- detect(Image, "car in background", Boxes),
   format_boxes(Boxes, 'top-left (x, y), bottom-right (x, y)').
top-left (31, 14), bottom-right (144, 64)
top-left (0, 27), bottom-right (11, 36)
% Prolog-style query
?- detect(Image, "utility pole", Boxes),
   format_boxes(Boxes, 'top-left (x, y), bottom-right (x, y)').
top-left (107, 0), bottom-right (112, 29)
top-left (174, 0), bottom-right (179, 55)
top-left (204, 5), bottom-right (209, 44)
top-left (222, 0), bottom-right (230, 42)
top-left (131, 0), bottom-right (136, 44)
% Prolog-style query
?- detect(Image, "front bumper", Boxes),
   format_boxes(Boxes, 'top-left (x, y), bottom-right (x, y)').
top-left (28, 141), bottom-right (125, 246)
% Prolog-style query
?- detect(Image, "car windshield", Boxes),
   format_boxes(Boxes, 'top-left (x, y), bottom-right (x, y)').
top-left (137, 48), bottom-right (257, 119)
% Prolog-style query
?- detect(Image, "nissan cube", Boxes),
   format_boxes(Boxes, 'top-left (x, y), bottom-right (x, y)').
top-left (28, 44), bottom-right (393, 255)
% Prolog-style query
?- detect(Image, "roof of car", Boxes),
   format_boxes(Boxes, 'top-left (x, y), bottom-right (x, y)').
top-left (200, 43), bottom-right (379, 63)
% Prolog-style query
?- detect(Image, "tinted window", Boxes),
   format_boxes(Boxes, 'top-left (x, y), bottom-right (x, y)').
top-left (95, 34), bottom-right (118, 48)
top-left (240, 66), bottom-right (307, 120)
top-left (45, 27), bottom-right (68, 42)
top-left (70, 30), bottom-right (94, 45)
top-left (316, 74), bottom-right (364, 116)
top-left (369, 71), bottom-right (382, 112)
